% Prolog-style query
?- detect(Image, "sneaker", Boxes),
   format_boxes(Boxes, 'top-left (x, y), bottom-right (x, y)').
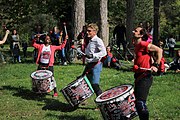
top-left (94, 107), bottom-right (99, 111)
top-left (63, 62), bottom-right (67, 66)
top-left (3, 61), bottom-right (6, 64)
top-left (53, 93), bottom-right (58, 97)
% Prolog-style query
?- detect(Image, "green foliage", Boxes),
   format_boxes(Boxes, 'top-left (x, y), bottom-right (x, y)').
top-left (160, 0), bottom-right (180, 38)
top-left (0, 0), bottom-right (179, 42)
top-left (134, 0), bottom-right (153, 26)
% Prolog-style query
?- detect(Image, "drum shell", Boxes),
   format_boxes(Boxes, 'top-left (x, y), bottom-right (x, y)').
top-left (32, 77), bottom-right (54, 93)
top-left (61, 76), bottom-right (94, 107)
top-left (95, 84), bottom-right (138, 120)
top-left (31, 70), bottom-right (54, 94)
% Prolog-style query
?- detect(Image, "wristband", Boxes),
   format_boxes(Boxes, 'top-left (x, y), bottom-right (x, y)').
top-left (153, 62), bottom-right (159, 68)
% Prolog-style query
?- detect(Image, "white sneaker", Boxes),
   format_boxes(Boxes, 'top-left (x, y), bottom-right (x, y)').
top-left (63, 62), bottom-right (67, 66)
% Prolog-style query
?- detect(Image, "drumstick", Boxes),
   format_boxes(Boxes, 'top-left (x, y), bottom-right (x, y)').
top-left (133, 65), bottom-right (151, 71)
top-left (71, 45), bottom-right (86, 56)
top-left (63, 22), bottom-right (68, 36)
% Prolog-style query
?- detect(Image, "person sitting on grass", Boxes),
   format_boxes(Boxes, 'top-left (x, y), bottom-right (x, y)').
top-left (102, 46), bottom-right (121, 70)
top-left (169, 49), bottom-right (180, 73)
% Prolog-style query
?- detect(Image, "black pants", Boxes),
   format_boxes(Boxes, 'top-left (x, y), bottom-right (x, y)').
top-left (169, 47), bottom-right (174, 57)
top-left (37, 63), bottom-right (54, 74)
top-left (134, 72), bottom-right (153, 120)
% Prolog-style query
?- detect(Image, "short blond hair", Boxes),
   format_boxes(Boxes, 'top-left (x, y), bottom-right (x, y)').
top-left (87, 23), bottom-right (99, 32)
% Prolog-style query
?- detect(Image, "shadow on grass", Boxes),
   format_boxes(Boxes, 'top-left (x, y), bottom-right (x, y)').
top-left (1, 85), bottom-right (78, 112)
top-left (45, 113), bottom-right (95, 120)
top-left (42, 100), bottom-right (78, 112)
top-left (1, 85), bottom-right (96, 113)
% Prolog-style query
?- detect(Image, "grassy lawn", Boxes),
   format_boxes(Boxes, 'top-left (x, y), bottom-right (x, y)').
top-left (0, 45), bottom-right (179, 120)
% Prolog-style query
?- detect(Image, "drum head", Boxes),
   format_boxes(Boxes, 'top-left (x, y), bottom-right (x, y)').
top-left (31, 70), bottom-right (53, 80)
top-left (95, 84), bottom-right (134, 104)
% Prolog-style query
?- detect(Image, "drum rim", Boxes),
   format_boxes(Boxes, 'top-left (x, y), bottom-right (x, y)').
top-left (95, 84), bottom-right (134, 104)
top-left (60, 75), bottom-right (94, 107)
top-left (31, 70), bottom-right (53, 80)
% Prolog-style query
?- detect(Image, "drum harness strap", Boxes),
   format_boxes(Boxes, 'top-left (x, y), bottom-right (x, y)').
top-left (81, 61), bottom-right (100, 76)
top-left (134, 71), bottom-right (152, 84)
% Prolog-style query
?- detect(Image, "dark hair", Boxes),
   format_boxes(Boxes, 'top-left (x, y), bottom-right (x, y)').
top-left (12, 29), bottom-right (18, 35)
top-left (176, 49), bottom-right (180, 57)
top-left (169, 34), bottom-right (173, 38)
top-left (139, 28), bottom-right (148, 41)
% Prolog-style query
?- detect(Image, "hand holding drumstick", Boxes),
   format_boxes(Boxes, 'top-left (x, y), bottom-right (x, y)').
top-left (133, 65), bottom-right (158, 72)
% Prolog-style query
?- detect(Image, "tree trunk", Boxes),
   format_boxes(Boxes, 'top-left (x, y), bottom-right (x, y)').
top-left (72, 0), bottom-right (85, 40)
top-left (153, 0), bottom-right (160, 45)
top-left (126, 0), bottom-right (135, 47)
top-left (99, 0), bottom-right (109, 46)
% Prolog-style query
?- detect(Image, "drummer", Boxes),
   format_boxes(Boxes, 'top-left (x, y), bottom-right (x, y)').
top-left (80, 23), bottom-right (107, 97)
top-left (32, 34), bottom-right (67, 97)
top-left (132, 26), bottom-right (162, 120)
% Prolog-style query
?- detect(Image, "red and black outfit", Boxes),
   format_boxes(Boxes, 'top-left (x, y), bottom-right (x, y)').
top-left (77, 31), bottom-right (89, 65)
top-left (134, 41), bottom-right (153, 120)
top-left (102, 51), bottom-right (121, 70)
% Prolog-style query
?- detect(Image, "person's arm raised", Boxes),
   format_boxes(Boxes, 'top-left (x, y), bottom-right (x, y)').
top-left (0, 30), bottom-right (10, 45)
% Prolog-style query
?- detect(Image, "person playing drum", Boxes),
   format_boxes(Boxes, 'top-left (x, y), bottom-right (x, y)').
top-left (132, 27), bottom-right (162, 120)
top-left (80, 23), bottom-right (107, 97)
top-left (32, 34), bottom-right (67, 97)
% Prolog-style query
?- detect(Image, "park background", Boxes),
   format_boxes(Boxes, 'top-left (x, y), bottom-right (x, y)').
top-left (0, 0), bottom-right (180, 120)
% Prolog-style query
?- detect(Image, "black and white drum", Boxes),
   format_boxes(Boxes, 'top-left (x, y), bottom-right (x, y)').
top-left (95, 84), bottom-right (138, 120)
top-left (31, 70), bottom-right (55, 94)
top-left (61, 76), bottom-right (94, 107)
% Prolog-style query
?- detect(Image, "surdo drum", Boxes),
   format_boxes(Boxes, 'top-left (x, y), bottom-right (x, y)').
top-left (95, 84), bottom-right (138, 120)
top-left (31, 70), bottom-right (55, 94)
top-left (61, 76), bottom-right (94, 107)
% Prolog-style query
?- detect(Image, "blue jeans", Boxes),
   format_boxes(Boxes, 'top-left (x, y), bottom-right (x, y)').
top-left (59, 48), bottom-right (66, 62)
top-left (85, 62), bottom-right (102, 84)
top-left (103, 56), bottom-right (111, 66)
top-left (84, 62), bottom-right (103, 96)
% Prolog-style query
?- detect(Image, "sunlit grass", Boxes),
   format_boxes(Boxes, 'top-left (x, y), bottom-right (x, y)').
top-left (0, 62), bottom-right (179, 120)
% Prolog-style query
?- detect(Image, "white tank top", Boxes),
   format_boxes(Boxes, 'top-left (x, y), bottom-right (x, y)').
top-left (40, 45), bottom-right (51, 64)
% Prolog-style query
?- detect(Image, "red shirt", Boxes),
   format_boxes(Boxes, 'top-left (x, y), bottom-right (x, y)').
top-left (134, 41), bottom-right (151, 72)
top-left (32, 40), bottom-right (67, 66)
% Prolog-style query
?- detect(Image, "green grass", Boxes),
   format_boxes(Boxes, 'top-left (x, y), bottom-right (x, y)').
top-left (0, 61), bottom-right (179, 120)
top-left (0, 46), bottom-right (180, 120)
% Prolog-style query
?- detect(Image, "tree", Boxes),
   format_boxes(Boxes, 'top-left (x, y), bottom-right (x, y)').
top-left (153, 0), bottom-right (160, 45)
top-left (126, 0), bottom-right (135, 46)
top-left (99, 0), bottom-right (109, 46)
top-left (72, 0), bottom-right (85, 40)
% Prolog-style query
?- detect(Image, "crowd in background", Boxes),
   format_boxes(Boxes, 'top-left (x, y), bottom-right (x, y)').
top-left (0, 22), bottom-right (179, 74)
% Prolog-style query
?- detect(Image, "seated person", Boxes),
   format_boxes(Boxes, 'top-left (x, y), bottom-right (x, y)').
top-left (169, 49), bottom-right (180, 73)
top-left (102, 46), bottom-right (121, 70)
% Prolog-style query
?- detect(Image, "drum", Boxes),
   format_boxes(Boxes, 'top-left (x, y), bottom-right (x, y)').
top-left (95, 84), bottom-right (138, 120)
top-left (61, 76), bottom-right (94, 107)
top-left (31, 70), bottom-right (55, 94)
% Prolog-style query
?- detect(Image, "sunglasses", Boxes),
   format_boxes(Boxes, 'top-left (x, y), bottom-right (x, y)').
top-left (87, 29), bottom-right (93, 32)
top-left (132, 29), bottom-right (138, 33)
